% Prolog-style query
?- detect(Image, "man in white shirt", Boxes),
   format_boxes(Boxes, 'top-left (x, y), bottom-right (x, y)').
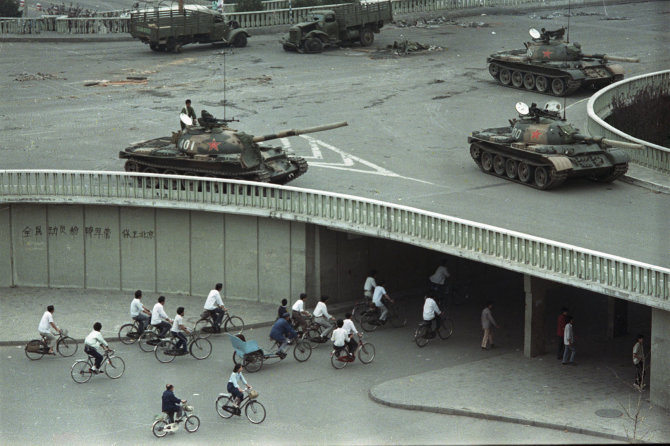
top-left (372, 280), bottom-right (393, 324)
top-left (204, 283), bottom-right (226, 333)
top-left (84, 322), bottom-right (109, 373)
top-left (152, 295), bottom-right (173, 338)
top-left (342, 312), bottom-right (361, 357)
top-left (363, 269), bottom-right (377, 300)
top-left (38, 305), bottom-right (62, 354)
top-left (429, 259), bottom-right (450, 295)
top-left (291, 293), bottom-right (311, 332)
top-left (130, 289), bottom-right (152, 334)
top-left (313, 295), bottom-right (335, 340)
top-left (562, 316), bottom-right (576, 365)
top-left (423, 293), bottom-right (442, 337)
top-left (171, 307), bottom-right (191, 354)
top-left (331, 319), bottom-right (349, 348)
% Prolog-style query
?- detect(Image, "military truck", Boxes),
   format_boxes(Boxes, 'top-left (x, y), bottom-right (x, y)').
top-left (281, 1), bottom-right (393, 53)
top-left (130, 3), bottom-right (249, 52)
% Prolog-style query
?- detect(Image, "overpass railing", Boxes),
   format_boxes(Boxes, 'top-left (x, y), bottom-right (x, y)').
top-left (1, 170), bottom-right (668, 310)
top-left (587, 70), bottom-right (670, 174)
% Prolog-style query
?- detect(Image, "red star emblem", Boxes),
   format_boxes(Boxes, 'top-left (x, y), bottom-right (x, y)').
top-left (542, 50), bottom-right (552, 58)
top-left (531, 130), bottom-right (542, 140)
top-left (208, 140), bottom-right (221, 152)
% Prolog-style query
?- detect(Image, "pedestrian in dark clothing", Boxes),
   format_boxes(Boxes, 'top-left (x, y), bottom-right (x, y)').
top-left (562, 316), bottom-right (576, 365)
top-left (277, 299), bottom-right (288, 320)
top-left (633, 334), bottom-right (646, 389)
top-left (270, 313), bottom-right (297, 358)
top-left (162, 384), bottom-right (185, 424)
top-left (556, 307), bottom-right (569, 360)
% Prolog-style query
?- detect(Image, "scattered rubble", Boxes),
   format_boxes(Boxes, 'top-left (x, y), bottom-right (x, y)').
top-left (84, 77), bottom-right (148, 87)
top-left (15, 72), bottom-right (66, 81)
top-left (389, 40), bottom-right (443, 56)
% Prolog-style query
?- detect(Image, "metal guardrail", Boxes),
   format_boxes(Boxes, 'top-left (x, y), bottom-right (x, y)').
top-left (1, 170), bottom-right (668, 310)
top-left (587, 70), bottom-right (670, 174)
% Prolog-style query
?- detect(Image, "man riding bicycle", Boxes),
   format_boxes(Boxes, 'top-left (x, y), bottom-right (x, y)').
top-left (130, 290), bottom-right (152, 334)
top-left (422, 293), bottom-right (442, 337)
top-left (38, 305), bottom-right (62, 355)
top-left (151, 296), bottom-right (173, 339)
top-left (269, 313), bottom-right (298, 359)
top-left (162, 384), bottom-right (186, 424)
top-left (313, 295), bottom-right (335, 341)
top-left (171, 307), bottom-right (191, 354)
top-left (204, 283), bottom-right (226, 333)
top-left (372, 280), bottom-right (394, 325)
top-left (331, 319), bottom-right (354, 359)
top-left (84, 322), bottom-right (110, 373)
top-left (291, 293), bottom-right (312, 333)
top-left (342, 312), bottom-right (362, 356)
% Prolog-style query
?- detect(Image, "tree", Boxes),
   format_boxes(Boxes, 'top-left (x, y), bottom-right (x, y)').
top-left (235, 0), bottom-right (263, 12)
top-left (0, 0), bottom-right (22, 17)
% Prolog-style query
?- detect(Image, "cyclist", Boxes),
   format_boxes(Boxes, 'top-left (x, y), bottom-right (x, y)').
top-left (204, 283), bottom-right (226, 333)
top-left (151, 296), bottom-right (173, 339)
top-left (171, 307), bottom-right (191, 355)
top-left (270, 312), bottom-right (298, 359)
top-left (331, 319), bottom-right (353, 360)
top-left (84, 322), bottom-right (110, 374)
top-left (38, 305), bottom-right (62, 355)
top-left (372, 280), bottom-right (394, 325)
top-left (422, 293), bottom-right (442, 337)
top-left (363, 269), bottom-right (377, 300)
top-left (428, 258), bottom-right (450, 298)
top-left (277, 298), bottom-right (288, 320)
top-left (130, 290), bottom-right (152, 334)
top-left (291, 293), bottom-right (311, 333)
top-left (313, 295), bottom-right (335, 341)
top-left (228, 364), bottom-right (252, 411)
top-left (162, 384), bottom-right (186, 425)
top-left (342, 312), bottom-right (362, 357)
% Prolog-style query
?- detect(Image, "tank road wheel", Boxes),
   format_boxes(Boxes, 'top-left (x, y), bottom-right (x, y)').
top-left (124, 161), bottom-right (140, 172)
top-left (305, 37), bottom-right (323, 53)
top-left (518, 162), bottom-right (533, 183)
top-left (499, 69), bottom-right (512, 86)
top-left (480, 152), bottom-right (493, 172)
top-left (505, 159), bottom-right (518, 179)
top-left (360, 28), bottom-right (374, 47)
top-left (493, 155), bottom-right (506, 175)
top-left (551, 78), bottom-right (566, 96)
top-left (469, 144), bottom-right (481, 163)
top-left (523, 73), bottom-right (535, 90)
top-left (535, 76), bottom-right (549, 93)
top-left (534, 166), bottom-right (551, 189)
top-left (488, 63), bottom-right (499, 79)
top-left (231, 33), bottom-right (247, 48)
top-left (511, 71), bottom-right (524, 88)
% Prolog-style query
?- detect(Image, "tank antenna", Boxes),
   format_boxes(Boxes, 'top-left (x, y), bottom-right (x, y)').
top-left (566, 0), bottom-right (571, 43)
top-left (223, 51), bottom-right (227, 122)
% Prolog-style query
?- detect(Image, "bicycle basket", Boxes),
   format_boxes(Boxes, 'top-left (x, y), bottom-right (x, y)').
top-left (183, 405), bottom-right (193, 412)
top-left (248, 390), bottom-right (259, 399)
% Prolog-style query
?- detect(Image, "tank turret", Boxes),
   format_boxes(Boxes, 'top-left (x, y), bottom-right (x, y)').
top-left (467, 101), bottom-right (643, 190)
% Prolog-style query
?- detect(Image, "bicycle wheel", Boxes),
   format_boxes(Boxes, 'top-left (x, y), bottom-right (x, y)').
top-left (358, 342), bottom-right (376, 364)
top-left (360, 314), bottom-right (379, 333)
top-left (352, 302), bottom-right (367, 323)
top-left (118, 323), bottom-right (139, 345)
top-left (224, 316), bottom-right (244, 334)
top-left (245, 400), bottom-right (266, 424)
top-left (216, 395), bottom-right (235, 419)
top-left (232, 351), bottom-right (243, 365)
top-left (305, 328), bottom-right (323, 348)
top-left (104, 355), bottom-right (125, 379)
top-left (243, 353), bottom-right (263, 373)
top-left (293, 339), bottom-right (312, 362)
top-left (190, 337), bottom-right (212, 360)
top-left (194, 318), bottom-right (213, 339)
top-left (152, 419), bottom-right (168, 438)
top-left (138, 331), bottom-right (159, 352)
top-left (57, 336), bottom-right (78, 357)
top-left (389, 308), bottom-right (407, 328)
top-left (438, 318), bottom-right (454, 340)
top-left (414, 326), bottom-right (429, 348)
top-left (71, 360), bottom-right (92, 383)
top-left (185, 415), bottom-right (200, 432)
top-left (25, 340), bottom-right (46, 360)
top-left (155, 340), bottom-right (176, 363)
top-left (330, 349), bottom-right (348, 369)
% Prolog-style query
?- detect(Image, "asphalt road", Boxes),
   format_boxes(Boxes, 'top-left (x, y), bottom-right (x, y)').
top-left (2, 1), bottom-right (668, 269)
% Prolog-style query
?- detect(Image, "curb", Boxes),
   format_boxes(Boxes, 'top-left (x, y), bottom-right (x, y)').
top-left (621, 175), bottom-right (670, 195)
top-left (367, 387), bottom-right (631, 443)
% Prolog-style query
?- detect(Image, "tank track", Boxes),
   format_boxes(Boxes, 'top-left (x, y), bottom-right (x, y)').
top-left (470, 141), bottom-right (568, 190)
top-left (589, 163), bottom-right (628, 183)
top-left (123, 158), bottom-right (272, 182)
top-left (487, 61), bottom-right (582, 97)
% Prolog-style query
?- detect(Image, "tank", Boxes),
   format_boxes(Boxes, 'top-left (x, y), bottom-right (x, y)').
top-left (467, 101), bottom-right (645, 190)
top-left (487, 27), bottom-right (639, 96)
top-left (119, 112), bottom-right (348, 184)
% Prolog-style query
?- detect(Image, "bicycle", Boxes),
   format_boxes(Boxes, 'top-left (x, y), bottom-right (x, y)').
top-left (25, 330), bottom-right (78, 360)
top-left (138, 325), bottom-right (163, 352)
top-left (155, 331), bottom-right (212, 363)
top-left (351, 297), bottom-right (373, 324)
top-left (194, 309), bottom-right (244, 339)
top-left (330, 337), bottom-right (376, 369)
top-left (360, 301), bottom-right (407, 332)
top-left (152, 402), bottom-right (200, 437)
top-left (117, 319), bottom-right (148, 345)
top-left (301, 315), bottom-right (333, 349)
top-left (230, 333), bottom-right (312, 373)
top-left (215, 388), bottom-right (266, 424)
top-left (414, 315), bottom-right (454, 347)
top-left (70, 349), bottom-right (125, 383)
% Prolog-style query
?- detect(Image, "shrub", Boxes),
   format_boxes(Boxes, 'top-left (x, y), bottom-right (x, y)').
top-left (292, 0), bottom-right (324, 7)
top-left (0, 0), bottom-right (21, 17)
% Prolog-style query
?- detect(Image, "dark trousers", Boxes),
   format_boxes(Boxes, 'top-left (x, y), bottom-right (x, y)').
top-left (165, 407), bottom-right (182, 423)
top-left (85, 345), bottom-right (103, 368)
top-left (347, 337), bottom-right (358, 355)
top-left (227, 382), bottom-right (243, 402)
top-left (292, 311), bottom-right (308, 331)
top-left (155, 321), bottom-right (171, 338)
top-left (635, 361), bottom-right (645, 386)
top-left (173, 331), bottom-right (187, 352)
top-left (209, 308), bottom-right (225, 328)
top-left (133, 313), bottom-right (150, 333)
top-left (557, 336), bottom-right (565, 359)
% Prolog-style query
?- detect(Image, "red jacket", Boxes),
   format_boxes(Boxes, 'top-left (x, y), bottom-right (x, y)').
top-left (557, 313), bottom-right (568, 336)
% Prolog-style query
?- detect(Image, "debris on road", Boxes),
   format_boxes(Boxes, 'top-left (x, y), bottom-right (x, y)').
top-left (389, 40), bottom-right (443, 56)
top-left (84, 77), bottom-right (148, 87)
top-left (15, 72), bottom-right (65, 81)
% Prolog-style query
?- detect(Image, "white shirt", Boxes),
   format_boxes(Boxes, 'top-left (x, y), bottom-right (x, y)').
top-left (331, 327), bottom-right (348, 347)
top-left (481, 307), bottom-right (497, 329)
top-left (423, 297), bottom-right (441, 321)
top-left (429, 265), bottom-right (450, 285)
top-left (38, 311), bottom-right (54, 333)
top-left (563, 323), bottom-right (574, 345)
top-left (85, 330), bottom-right (107, 350)
top-left (229, 371), bottom-right (247, 388)
top-left (130, 298), bottom-right (144, 317)
top-left (151, 302), bottom-right (169, 325)
top-left (171, 314), bottom-right (184, 333)
top-left (292, 300), bottom-right (304, 312)
top-left (204, 289), bottom-right (223, 310)
top-left (342, 318), bottom-right (358, 336)
top-left (313, 301), bottom-right (331, 319)
top-left (372, 286), bottom-right (387, 306)
top-left (363, 276), bottom-right (377, 293)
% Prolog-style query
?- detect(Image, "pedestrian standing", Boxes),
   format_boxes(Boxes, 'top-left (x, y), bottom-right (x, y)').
top-left (562, 316), bottom-right (576, 365)
top-left (632, 334), bottom-right (646, 389)
top-left (480, 302), bottom-right (499, 350)
top-left (556, 307), bottom-right (569, 360)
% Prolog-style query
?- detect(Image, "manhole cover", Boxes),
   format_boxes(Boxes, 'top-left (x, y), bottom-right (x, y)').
top-left (595, 409), bottom-right (623, 418)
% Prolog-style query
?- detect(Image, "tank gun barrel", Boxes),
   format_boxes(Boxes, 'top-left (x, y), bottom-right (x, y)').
top-left (574, 134), bottom-right (645, 150)
top-left (582, 54), bottom-right (640, 63)
top-left (252, 121), bottom-right (348, 143)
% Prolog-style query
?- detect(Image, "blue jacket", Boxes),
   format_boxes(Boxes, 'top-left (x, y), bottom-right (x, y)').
top-left (269, 317), bottom-right (297, 342)
top-left (162, 390), bottom-right (180, 412)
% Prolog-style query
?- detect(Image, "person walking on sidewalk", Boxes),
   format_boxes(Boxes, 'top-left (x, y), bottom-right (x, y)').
top-left (130, 290), bottom-right (152, 335)
top-left (562, 316), bottom-right (576, 365)
top-left (38, 305), bottom-right (62, 355)
top-left (480, 302), bottom-right (499, 350)
top-left (556, 307), bottom-right (569, 360)
top-left (632, 334), bottom-right (646, 389)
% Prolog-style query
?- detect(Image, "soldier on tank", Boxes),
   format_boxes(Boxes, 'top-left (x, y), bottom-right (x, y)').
top-left (180, 99), bottom-right (197, 130)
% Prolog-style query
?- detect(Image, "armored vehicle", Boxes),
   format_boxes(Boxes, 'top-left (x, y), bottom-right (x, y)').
top-left (281, 1), bottom-right (392, 53)
top-left (130, 2), bottom-right (249, 52)
top-left (119, 112), bottom-right (347, 184)
top-left (487, 28), bottom-right (639, 96)
top-left (468, 101), bottom-right (644, 190)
